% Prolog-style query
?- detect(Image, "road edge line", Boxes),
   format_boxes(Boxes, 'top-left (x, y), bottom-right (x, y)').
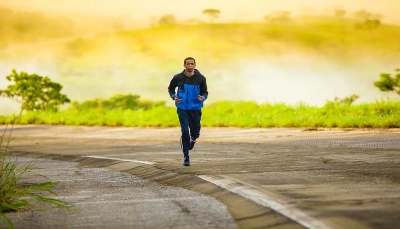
top-left (198, 175), bottom-right (333, 229)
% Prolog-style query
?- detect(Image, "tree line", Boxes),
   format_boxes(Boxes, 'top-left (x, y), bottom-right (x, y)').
top-left (154, 7), bottom-right (384, 30)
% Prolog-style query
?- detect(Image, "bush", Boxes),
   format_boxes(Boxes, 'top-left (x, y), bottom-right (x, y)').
top-left (70, 94), bottom-right (165, 111)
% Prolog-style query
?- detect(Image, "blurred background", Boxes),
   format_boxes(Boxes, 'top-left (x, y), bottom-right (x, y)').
top-left (1, 0), bottom-right (399, 114)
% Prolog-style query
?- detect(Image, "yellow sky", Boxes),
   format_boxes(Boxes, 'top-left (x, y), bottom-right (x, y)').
top-left (2, 0), bottom-right (400, 24)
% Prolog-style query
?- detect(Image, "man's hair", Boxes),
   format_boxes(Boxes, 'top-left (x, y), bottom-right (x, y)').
top-left (184, 57), bottom-right (196, 65)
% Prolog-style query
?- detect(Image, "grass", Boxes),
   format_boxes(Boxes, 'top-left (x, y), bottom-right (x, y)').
top-left (1, 99), bottom-right (399, 128)
top-left (202, 100), bottom-right (400, 128)
top-left (0, 124), bottom-right (73, 229)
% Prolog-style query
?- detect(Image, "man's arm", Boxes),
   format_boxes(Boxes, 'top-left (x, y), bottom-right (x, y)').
top-left (200, 78), bottom-right (208, 101)
top-left (168, 76), bottom-right (177, 100)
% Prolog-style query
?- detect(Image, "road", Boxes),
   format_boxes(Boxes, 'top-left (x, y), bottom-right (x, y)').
top-left (2, 125), bottom-right (400, 229)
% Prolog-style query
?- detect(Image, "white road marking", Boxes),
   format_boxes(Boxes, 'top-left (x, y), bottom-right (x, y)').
top-left (82, 156), bottom-right (155, 165)
top-left (198, 175), bottom-right (333, 229)
top-left (82, 156), bottom-right (332, 228)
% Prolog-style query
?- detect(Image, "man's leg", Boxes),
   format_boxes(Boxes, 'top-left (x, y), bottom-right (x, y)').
top-left (177, 109), bottom-right (190, 165)
top-left (188, 110), bottom-right (202, 150)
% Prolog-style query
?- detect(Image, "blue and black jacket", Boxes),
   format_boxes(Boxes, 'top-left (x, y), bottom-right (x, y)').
top-left (168, 69), bottom-right (208, 111)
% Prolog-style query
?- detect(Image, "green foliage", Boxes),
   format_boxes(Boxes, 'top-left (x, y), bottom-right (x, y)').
top-left (0, 70), bottom-right (72, 226)
top-left (0, 125), bottom-right (73, 229)
top-left (374, 69), bottom-right (400, 95)
top-left (0, 69), bottom-right (70, 112)
top-left (70, 94), bottom-right (165, 111)
top-left (201, 100), bottom-right (399, 128)
top-left (2, 99), bottom-right (399, 128)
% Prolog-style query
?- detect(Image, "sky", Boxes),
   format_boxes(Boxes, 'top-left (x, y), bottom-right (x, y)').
top-left (2, 0), bottom-right (400, 25)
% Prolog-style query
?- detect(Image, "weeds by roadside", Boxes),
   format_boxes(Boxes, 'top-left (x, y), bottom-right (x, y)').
top-left (2, 99), bottom-right (398, 128)
top-left (0, 124), bottom-right (73, 229)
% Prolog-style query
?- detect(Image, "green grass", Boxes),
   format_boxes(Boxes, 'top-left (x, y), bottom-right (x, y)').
top-left (202, 100), bottom-right (400, 128)
top-left (1, 100), bottom-right (399, 128)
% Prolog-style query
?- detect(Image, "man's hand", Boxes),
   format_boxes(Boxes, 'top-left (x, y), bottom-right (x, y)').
top-left (197, 95), bottom-right (204, 102)
top-left (174, 96), bottom-right (182, 103)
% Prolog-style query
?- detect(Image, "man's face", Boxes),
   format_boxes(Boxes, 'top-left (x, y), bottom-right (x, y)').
top-left (184, 59), bottom-right (196, 72)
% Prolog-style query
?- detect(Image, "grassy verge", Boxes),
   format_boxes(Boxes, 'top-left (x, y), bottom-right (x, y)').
top-left (1, 100), bottom-right (399, 128)
top-left (0, 124), bottom-right (73, 229)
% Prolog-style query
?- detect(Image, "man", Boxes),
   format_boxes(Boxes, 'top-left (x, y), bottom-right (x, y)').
top-left (168, 57), bottom-right (208, 166)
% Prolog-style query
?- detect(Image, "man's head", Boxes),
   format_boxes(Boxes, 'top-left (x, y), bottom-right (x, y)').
top-left (184, 57), bottom-right (196, 73)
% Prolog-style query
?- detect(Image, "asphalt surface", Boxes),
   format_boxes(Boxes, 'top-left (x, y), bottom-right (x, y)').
top-left (1, 125), bottom-right (400, 229)
top-left (3, 156), bottom-right (235, 229)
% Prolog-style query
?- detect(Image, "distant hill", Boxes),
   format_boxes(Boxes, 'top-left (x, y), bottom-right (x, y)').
top-left (3, 14), bottom-right (400, 60)
top-left (56, 16), bottom-right (400, 67)
top-left (0, 7), bottom-right (135, 48)
top-left (0, 8), bottom-right (76, 47)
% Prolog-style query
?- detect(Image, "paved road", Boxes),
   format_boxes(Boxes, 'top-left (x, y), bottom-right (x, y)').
top-left (2, 125), bottom-right (400, 229)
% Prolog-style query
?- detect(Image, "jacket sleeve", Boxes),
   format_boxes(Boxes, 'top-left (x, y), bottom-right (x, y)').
top-left (200, 78), bottom-right (208, 100)
top-left (168, 76), bottom-right (177, 99)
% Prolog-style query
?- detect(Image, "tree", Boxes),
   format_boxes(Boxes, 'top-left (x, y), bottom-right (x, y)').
top-left (202, 9), bottom-right (220, 23)
top-left (149, 15), bottom-right (158, 27)
top-left (374, 69), bottom-right (400, 95)
top-left (158, 14), bottom-right (177, 26)
top-left (353, 9), bottom-right (371, 20)
top-left (353, 9), bottom-right (382, 29)
top-left (266, 11), bottom-right (291, 23)
top-left (334, 6), bottom-right (346, 18)
top-left (0, 69), bottom-right (70, 113)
